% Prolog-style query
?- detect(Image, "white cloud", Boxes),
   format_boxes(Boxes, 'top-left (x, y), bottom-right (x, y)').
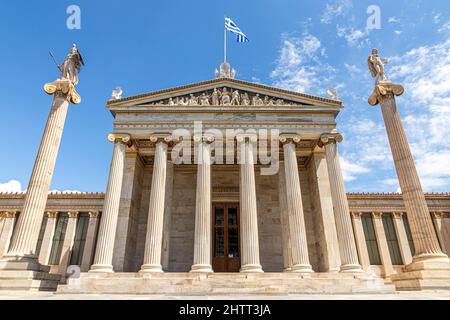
top-left (395, 30), bottom-right (402, 35)
top-left (336, 25), bottom-right (369, 47)
top-left (344, 63), bottom-right (362, 75)
top-left (438, 21), bottom-right (450, 33)
top-left (340, 157), bottom-right (370, 182)
top-left (270, 33), bottom-right (336, 94)
top-left (433, 13), bottom-right (442, 24)
top-left (0, 180), bottom-right (23, 193)
top-left (388, 16), bottom-right (400, 23)
top-left (320, 0), bottom-right (352, 24)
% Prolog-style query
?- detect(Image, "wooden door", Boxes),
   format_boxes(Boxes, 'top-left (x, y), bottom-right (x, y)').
top-left (212, 203), bottom-right (240, 272)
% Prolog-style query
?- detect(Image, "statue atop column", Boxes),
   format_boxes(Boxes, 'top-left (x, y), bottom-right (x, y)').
top-left (367, 48), bottom-right (404, 106)
top-left (44, 44), bottom-right (84, 104)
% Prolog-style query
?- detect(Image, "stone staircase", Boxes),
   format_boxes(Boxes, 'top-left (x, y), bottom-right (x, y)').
top-left (57, 272), bottom-right (396, 295)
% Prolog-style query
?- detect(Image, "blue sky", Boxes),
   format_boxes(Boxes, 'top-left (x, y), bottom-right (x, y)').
top-left (1, 0), bottom-right (449, 193)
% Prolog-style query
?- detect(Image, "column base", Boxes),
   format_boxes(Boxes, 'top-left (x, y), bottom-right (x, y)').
top-left (89, 264), bottom-right (114, 273)
top-left (339, 264), bottom-right (364, 273)
top-left (0, 254), bottom-right (49, 273)
top-left (240, 264), bottom-right (264, 273)
top-left (190, 264), bottom-right (213, 273)
top-left (283, 267), bottom-right (292, 272)
top-left (391, 255), bottom-right (450, 291)
top-left (139, 264), bottom-right (164, 273)
top-left (291, 264), bottom-right (314, 273)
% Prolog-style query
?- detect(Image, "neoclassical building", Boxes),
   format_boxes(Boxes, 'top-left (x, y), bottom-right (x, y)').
top-left (0, 64), bottom-right (449, 294)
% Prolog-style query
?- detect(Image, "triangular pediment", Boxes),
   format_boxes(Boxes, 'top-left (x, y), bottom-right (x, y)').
top-left (107, 78), bottom-right (341, 109)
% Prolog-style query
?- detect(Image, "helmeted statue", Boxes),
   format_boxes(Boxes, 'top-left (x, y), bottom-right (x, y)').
top-left (368, 48), bottom-right (388, 84)
top-left (59, 44), bottom-right (85, 85)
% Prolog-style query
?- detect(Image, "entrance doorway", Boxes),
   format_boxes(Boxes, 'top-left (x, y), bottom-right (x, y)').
top-left (212, 203), bottom-right (241, 272)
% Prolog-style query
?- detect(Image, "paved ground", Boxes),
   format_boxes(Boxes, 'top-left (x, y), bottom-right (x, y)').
top-left (1, 291), bottom-right (450, 300)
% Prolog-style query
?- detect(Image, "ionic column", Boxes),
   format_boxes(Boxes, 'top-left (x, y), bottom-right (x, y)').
top-left (319, 133), bottom-right (363, 272)
top-left (350, 212), bottom-right (371, 271)
top-left (237, 135), bottom-right (263, 273)
top-left (90, 133), bottom-right (130, 273)
top-left (38, 211), bottom-right (59, 265)
top-left (280, 135), bottom-right (313, 272)
top-left (80, 211), bottom-right (100, 272)
top-left (191, 135), bottom-right (214, 273)
top-left (278, 162), bottom-right (293, 271)
top-left (369, 81), bottom-right (449, 266)
top-left (0, 212), bottom-right (18, 259)
top-left (1, 94), bottom-right (70, 268)
top-left (392, 212), bottom-right (413, 264)
top-left (58, 211), bottom-right (79, 274)
top-left (140, 135), bottom-right (171, 273)
top-left (372, 212), bottom-right (395, 277)
top-left (431, 212), bottom-right (448, 255)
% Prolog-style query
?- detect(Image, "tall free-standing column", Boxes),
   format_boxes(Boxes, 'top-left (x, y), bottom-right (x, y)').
top-left (280, 135), bottom-right (313, 272)
top-left (369, 80), bottom-right (450, 267)
top-left (191, 135), bottom-right (214, 273)
top-left (90, 133), bottom-right (130, 273)
top-left (319, 133), bottom-right (363, 273)
top-left (237, 135), bottom-right (263, 273)
top-left (0, 94), bottom-right (70, 269)
top-left (140, 135), bottom-right (171, 273)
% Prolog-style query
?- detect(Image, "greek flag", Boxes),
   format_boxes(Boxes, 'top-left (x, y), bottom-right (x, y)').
top-left (225, 17), bottom-right (249, 43)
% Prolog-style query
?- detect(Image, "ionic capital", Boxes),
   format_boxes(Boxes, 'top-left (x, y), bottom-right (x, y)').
top-left (368, 82), bottom-right (405, 106)
top-left (88, 211), bottom-right (100, 218)
top-left (0, 211), bottom-right (18, 218)
top-left (371, 211), bottom-right (383, 219)
top-left (236, 134), bottom-right (258, 144)
top-left (47, 211), bottom-right (59, 218)
top-left (431, 211), bottom-right (444, 219)
top-left (108, 133), bottom-right (131, 145)
top-left (193, 134), bottom-right (216, 144)
top-left (149, 134), bottom-right (173, 145)
top-left (68, 211), bottom-right (79, 218)
top-left (279, 134), bottom-right (301, 145)
top-left (350, 212), bottom-right (362, 219)
top-left (392, 212), bottom-right (404, 219)
top-left (318, 132), bottom-right (343, 147)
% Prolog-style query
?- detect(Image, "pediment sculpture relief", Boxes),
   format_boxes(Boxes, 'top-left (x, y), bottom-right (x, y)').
top-left (145, 87), bottom-right (305, 106)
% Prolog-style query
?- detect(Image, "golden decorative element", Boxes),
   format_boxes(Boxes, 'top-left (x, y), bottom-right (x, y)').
top-left (47, 211), bottom-right (59, 218)
top-left (368, 81), bottom-right (404, 106)
top-left (89, 211), bottom-right (100, 218)
top-left (392, 212), bottom-right (404, 219)
top-left (0, 211), bottom-right (17, 218)
top-left (371, 211), bottom-right (383, 219)
top-left (43, 78), bottom-right (81, 104)
top-left (68, 211), bottom-right (79, 218)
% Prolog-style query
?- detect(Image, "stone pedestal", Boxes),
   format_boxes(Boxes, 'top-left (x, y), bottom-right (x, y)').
top-left (237, 135), bottom-right (263, 273)
top-left (191, 136), bottom-right (214, 273)
top-left (90, 134), bottom-right (130, 273)
top-left (369, 81), bottom-right (450, 290)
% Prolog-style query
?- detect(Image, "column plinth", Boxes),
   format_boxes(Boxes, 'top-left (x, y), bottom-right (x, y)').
top-left (191, 136), bottom-right (214, 273)
top-left (140, 135), bottom-right (171, 273)
top-left (280, 136), bottom-right (313, 273)
top-left (319, 134), bottom-right (363, 273)
top-left (238, 135), bottom-right (263, 273)
top-left (90, 134), bottom-right (130, 273)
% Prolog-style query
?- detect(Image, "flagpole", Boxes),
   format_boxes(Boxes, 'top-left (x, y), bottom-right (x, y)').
top-left (224, 16), bottom-right (227, 64)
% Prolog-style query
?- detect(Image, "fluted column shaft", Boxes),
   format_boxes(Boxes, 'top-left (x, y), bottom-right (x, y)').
top-left (191, 137), bottom-right (214, 272)
top-left (0, 212), bottom-right (18, 259)
top-left (90, 134), bottom-right (130, 273)
top-left (278, 162), bottom-right (293, 271)
top-left (281, 138), bottom-right (313, 272)
top-left (238, 136), bottom-right (263, 273)
top-left (379, 94), bottom-right (447, 262)
top-left (321, 135), bottom-right (363, 272)
top-left (80, 211), bottom-right (100, 272)
top-left (140, 137), bottom-right (170, 272)
top-left (38, 212), bottom-right (59, 265)
top-left (5, 95), bottom-right (69, 261)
